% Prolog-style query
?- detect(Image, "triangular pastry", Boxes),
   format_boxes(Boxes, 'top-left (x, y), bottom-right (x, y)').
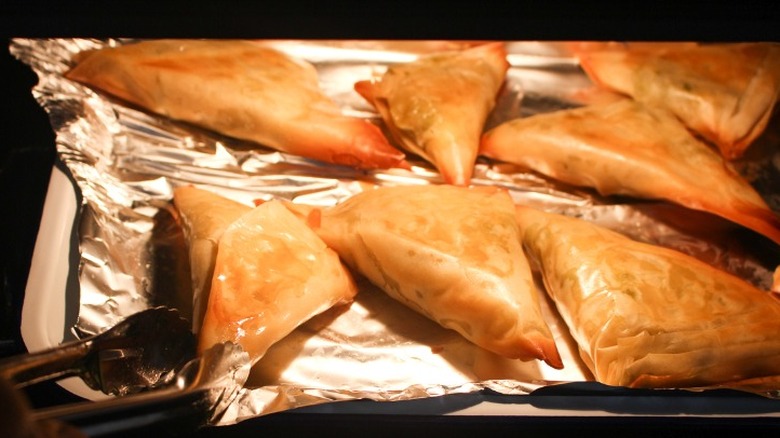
top-left (66, 39), bottom-right (408, 170)
top-left (287, 184), bottom-right (563, 368)
top-left (480, 99), bottom-right (780, 245)
top-left (515, 204), bottom-right (780, 389)
top-left (197, 198), bottom-right (358, 362)
top-left (355, 42), bottom-right (509, 185)
top-left (173, 187), bottom-right (358, 362)
top-left (572, 42), bottom-right (780, 159)
top-left (172, 185), bottom-right (252, 333)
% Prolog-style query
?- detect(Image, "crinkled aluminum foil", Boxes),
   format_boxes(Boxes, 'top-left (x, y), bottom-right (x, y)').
top-left (10, 38), bottom-right (780, 425)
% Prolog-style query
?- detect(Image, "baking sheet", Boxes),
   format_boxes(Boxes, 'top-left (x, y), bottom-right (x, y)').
top-left (22, 167), bottom-right (780, 421)
top-left (13, 38), bottom-right (780, 426)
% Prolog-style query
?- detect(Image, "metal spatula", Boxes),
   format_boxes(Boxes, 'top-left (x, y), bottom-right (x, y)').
top-left (0, 306), bottom-right (197, 396)
top-left (0, 307), bottom-right (251, 436)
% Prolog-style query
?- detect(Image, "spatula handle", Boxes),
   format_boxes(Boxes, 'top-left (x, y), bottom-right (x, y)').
top-left (0, 339), bottom-right (92, 388)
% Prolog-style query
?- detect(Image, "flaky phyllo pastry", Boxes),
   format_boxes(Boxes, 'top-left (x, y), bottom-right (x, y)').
top-left (286, 184), bottom-right (563, 369)
top-left (173, 187), bottom-right (357, 363)
top-left (355, 42), bottom-right (509, 186)
top-left (66, 39), bottom-right (408, 170)
top-left (480, 99), bottom-right (780, 246)
top-left (572, 42), bottom-right (780, 160)
top-left (515, 205), bottom-right (780, 389)
top-left (173, 186), bottom-right (252, 333)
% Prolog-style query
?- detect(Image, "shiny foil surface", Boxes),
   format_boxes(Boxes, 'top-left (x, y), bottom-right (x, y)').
top-left (10, 38), bottom-right (780, 425)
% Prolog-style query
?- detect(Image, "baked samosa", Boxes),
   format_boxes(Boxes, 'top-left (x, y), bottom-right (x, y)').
top-left (572, 42), bottom-right (780, 159)
top-left (515, 204), bottom-right (780, 389)
top-left (287, 184), bottom-right (563, 368)
top-left (173, 185), bottom-right (252, 333)
top-left (66, 39), bottom-right (408, 170)
top-left (191, 197), bottom-right (358, 362)
top-left (480, 99), bottom-right (780, 246)
top-left (354, 42), bottom-right (509, 186)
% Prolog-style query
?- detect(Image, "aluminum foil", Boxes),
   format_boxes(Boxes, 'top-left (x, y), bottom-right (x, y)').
top-left (10, 38), bottom-right (780, 425)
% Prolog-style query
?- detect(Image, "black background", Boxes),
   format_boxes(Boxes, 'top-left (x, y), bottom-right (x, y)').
top-left (2, 2), bottom-right (780, 437)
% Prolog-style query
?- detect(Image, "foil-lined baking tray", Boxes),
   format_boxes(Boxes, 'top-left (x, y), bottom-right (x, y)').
top-left (11, 38), bottom-right (780, 427)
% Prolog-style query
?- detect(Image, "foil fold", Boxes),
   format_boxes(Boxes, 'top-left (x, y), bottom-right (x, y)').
top-left (10, 38), bottom-right (780, 426)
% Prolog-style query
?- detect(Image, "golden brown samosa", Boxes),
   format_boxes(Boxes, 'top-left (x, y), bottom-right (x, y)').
top-left (480, 99), bottom-right (780, 246)
top-left (287, 184), bottom-right (563, 368)
top-left (572, 42), bottom-right (780, 159)
top-left (515, 204), bottom-right (780, 389)
top-left (66, 39), bottom-right (408, 170)
top-left (173, 185), bottom-right (253, 333)
top-left (197, 199), bottom-right (358, 362)
top-left (354, 42), bottom-right (509, 186)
